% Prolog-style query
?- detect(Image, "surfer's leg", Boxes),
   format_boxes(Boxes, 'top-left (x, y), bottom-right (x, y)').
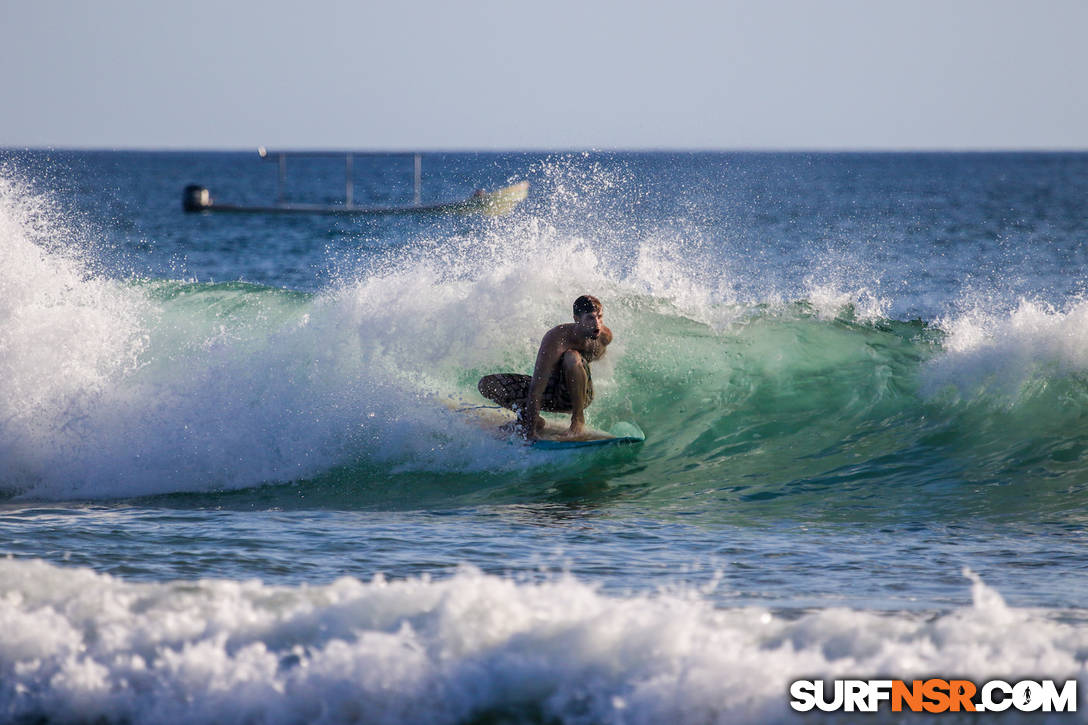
top-left (478, 374), bottom-right (547, 432)
top-left (560, 351), bottom-right (589, 435)
top-left (478, 374), bottom-right (530, 410)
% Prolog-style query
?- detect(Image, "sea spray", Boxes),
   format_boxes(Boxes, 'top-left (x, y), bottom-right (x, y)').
top-left (0, 172), bottom-right (150, 490)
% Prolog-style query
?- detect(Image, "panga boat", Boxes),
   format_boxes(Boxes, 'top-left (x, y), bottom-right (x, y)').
top-left (183, 149), bottom-right (528, 217)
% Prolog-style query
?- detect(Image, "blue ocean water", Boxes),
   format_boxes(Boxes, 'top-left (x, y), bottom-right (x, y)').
top-left (1, 150), bottom-right (1088, 723)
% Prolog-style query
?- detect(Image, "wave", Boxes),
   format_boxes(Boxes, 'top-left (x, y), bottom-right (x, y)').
top-left (0, 557), bottom-right (1082, 724)
top-left (4, 170), bottom-right (1088, 516)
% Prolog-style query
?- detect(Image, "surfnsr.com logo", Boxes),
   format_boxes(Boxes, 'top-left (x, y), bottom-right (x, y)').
top-left (790, 679), bottom-right (1077, 713)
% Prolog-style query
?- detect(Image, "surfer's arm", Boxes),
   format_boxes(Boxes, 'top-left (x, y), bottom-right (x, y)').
top-left (518, 330), bottom-right (565, 439)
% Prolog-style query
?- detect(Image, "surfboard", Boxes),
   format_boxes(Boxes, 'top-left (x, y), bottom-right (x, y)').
top-left (451, 404), bottom-right (645, 449)
top-left (530, 421), bottom-right (645, 449)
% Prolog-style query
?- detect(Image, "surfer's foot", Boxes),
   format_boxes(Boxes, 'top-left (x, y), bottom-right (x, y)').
top-left (562, 419), bottom-right (586, 438)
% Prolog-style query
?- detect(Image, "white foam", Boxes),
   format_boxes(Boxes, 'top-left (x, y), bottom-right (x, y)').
top-left (804, 281), bottom-right (890, 323)
top-left (0, 174), bottom-right (151, 490)
top-left (924, 297), bottom-right (1088, 400)
top-left (0, 558), bottom-right (1083, 724)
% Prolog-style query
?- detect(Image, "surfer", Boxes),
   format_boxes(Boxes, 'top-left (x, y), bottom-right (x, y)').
top-left (478, 295), bottom-right (612, 441)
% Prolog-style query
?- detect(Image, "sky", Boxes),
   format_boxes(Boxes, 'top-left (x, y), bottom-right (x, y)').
top-left (1, 0), bottom-right (1086, 151)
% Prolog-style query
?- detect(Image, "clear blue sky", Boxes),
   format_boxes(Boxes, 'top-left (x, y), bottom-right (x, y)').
top-left (2, 0), bottom-right (1086, 150)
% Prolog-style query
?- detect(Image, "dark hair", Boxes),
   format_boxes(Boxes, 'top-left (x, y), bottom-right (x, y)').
top-left (573, 295), bottom-right (602, 316)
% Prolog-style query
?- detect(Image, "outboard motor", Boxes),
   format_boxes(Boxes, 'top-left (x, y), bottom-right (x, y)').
top-left (182, 185), bottom-right (211, 212)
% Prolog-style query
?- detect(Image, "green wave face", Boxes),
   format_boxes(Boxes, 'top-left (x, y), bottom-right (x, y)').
top-left (607, 303), bottom-right (1088, 523)
top-left (141, 276), bottom-right (1079, 523)
top-left (597, 306), bottom-right (943, 515)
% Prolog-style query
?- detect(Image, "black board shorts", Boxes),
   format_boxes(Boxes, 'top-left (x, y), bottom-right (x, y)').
top-left (478, 357), bottom-right (593, 413)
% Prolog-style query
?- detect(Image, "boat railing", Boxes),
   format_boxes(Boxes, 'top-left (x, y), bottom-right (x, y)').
top-left (256, 147), bottom-right (423, 208)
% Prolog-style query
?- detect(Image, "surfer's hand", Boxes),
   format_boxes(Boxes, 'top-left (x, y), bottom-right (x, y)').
top-left (512, 423), bottom-right (536, 442)
top-left (515, 410), bottom-right (544, 441)
top-left (520, 417), bottom-right (541, 441)
top-left (501, 419), bottom-right (535, 441)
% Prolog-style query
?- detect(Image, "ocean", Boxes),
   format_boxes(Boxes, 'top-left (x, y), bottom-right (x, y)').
top-left (1, 149), bottom-right (1087, 723)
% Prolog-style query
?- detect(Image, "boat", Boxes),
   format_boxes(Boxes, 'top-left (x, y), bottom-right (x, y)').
top-left (183, 149), bottom-right (528, 217)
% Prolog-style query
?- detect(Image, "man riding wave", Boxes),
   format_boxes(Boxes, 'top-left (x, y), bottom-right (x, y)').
top-left (478, 295), bottom-right (613, 441)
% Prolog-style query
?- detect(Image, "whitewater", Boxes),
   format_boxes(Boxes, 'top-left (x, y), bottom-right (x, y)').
top-left (1, 150), bottom-right (1086, 723)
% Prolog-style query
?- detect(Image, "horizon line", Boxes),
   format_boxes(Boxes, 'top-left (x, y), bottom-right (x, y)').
top-left (3, 145), bottom-right (1088, 155)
